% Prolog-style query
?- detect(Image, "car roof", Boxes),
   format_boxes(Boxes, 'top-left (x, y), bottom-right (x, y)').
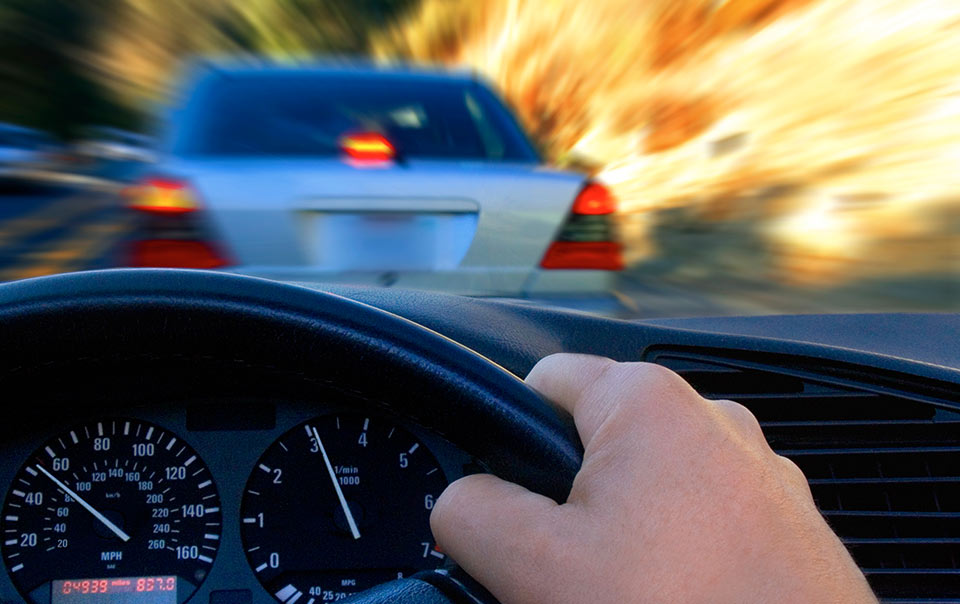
top-left (187, 59), bottom-right (479, 85)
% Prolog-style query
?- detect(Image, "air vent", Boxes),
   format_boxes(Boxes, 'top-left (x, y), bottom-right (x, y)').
top-left (649, 349), bottom-right (960, 603)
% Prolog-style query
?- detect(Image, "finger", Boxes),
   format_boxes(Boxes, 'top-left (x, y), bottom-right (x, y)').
top-left (526, 354), bottom-right (699, 447)
top-left (525, 353), bottom-right (616, 414)
top-left (430, 473), bottom-right (561, 603)
top-left (525, 353), bottom-right (619, 444)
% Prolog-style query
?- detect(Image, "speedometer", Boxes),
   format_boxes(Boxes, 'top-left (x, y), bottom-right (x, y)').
top-left (1, 419), bottom-right (221, 604)
top-left (240, 414), bottom-right (449, 603)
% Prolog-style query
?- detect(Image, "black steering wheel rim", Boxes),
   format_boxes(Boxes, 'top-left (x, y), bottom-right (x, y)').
top-left (0, 269), bottom-right (582, 500)
top-left (0, 269), bottom-right (584, 603)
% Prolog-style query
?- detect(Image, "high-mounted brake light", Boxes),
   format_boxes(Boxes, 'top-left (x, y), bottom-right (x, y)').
top-left (339, 132), bottom-right (396, 162)
top-left (571, 182), bottom-right (617, 215)
top-left (125, 178), bottom-right (200, 214)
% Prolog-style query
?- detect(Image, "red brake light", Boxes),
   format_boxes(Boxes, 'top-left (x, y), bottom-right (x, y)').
top-left (539, 241), bottom-right (624, 270)
top-left (339, 132), bottom-right (396, 162)
top-left (125, 178), bottom-right (200, 214)
top-left (128, 239), bottom-right (231, 269)
top-left (571, 182), bottom-right (617, 215)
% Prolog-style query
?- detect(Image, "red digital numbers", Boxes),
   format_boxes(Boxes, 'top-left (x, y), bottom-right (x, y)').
top-left (58, 576), bottom-right (175, 596)
top-left (61, 580), bottom-right (108, 595)
top-left (135, 577), bottom-right (175, 592)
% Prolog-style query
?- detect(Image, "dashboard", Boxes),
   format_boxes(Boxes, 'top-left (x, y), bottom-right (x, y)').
top-left (0, 269), bottom-right (957, 604)
top-left (0, 400), bottom-right (473, 604)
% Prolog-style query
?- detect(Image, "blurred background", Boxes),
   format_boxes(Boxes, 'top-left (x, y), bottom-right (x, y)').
top-left (0, 0), bottom-right (957, 318)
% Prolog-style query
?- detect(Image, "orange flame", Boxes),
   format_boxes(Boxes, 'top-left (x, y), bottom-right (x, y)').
top-left (375, 0), bottom-right (960, 283)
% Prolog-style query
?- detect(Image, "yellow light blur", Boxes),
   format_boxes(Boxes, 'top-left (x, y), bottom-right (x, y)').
top-left (340, 137), bottom-right (394, 156)
top-left (374, 0), bottom-right (960, 283)
top-left (127, 185), bottom-right (199, 213)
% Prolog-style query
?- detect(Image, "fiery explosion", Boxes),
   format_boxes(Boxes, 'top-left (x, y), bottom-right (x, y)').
top-left (375, 0), bottom-right (960, 282)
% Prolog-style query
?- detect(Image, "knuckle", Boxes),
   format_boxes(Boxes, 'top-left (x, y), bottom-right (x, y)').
top-left (570, 357), bottom-right (623, 407)
top-left (589, 362), bottom-right (703, 426)
top-left (584, 356), bottom-right (622, 391)
top-left (777, 454), bottom-right (810, 485)
top-left (634, 361), bottom-right (685, 385)
top-left (609, 361), bottom-right (691, 394)
top-left (715, 399), bottom-right (766, 441)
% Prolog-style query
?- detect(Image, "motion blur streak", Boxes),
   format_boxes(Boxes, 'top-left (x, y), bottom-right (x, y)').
top-left (375, 0), bottom-right (960, 282)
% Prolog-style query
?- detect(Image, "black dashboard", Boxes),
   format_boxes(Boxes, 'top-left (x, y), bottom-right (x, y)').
top-left (0, 269), bottom-right (956, 604)
top-left (0, 400), bottom-right (471, 604)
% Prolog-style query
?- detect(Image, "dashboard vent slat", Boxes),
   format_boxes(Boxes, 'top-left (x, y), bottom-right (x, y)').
top-left (809, 477), bottom-right (960, 485)
top-left (825, 511), bottom-right (960, 518)
top-left (648, 349), bottom-right (960, 603)
top-left (778, 446), bottom-right (960, 456)
top-left (671, 369), bottom-right (804, 395)
top-left (761, 422), bottom-right (960, 449)
top-left (845, 538), bottom-right (960, 545)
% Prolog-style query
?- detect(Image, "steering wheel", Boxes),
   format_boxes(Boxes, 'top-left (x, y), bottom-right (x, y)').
top-left (0, 269), bottom-right (583, 604)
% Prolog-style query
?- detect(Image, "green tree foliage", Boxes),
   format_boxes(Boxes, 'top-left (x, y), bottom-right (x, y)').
top-left (0, 0), bottom-right (417, 138)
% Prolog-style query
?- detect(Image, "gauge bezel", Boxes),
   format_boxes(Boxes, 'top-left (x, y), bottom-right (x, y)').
top-left (0, 397), bottom-right (477, 604)
top-left (238, 412), bottom-right (460, 603)
top-left (0, 418), bottom-right (223, 604)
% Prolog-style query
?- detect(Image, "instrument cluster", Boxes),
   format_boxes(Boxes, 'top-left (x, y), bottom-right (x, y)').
top-left (0, 400), bottom-right (472, 604)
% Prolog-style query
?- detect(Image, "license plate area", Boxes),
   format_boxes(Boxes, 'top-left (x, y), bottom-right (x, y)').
top-left (296, 211), bottom-right (478, 270)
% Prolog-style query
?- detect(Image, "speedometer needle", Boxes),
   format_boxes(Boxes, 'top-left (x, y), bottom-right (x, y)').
top-left (36, 465), bottom-right (131, 542)
top-left (311, 427), bottom-right (361, 540)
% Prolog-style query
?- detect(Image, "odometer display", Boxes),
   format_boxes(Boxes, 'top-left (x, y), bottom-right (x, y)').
top-left (240, 415), bottom-right (449, 603)
top-left (52, 576), bottom-right (177, 604)
top-left (1, 420), bottom-right (222, 604)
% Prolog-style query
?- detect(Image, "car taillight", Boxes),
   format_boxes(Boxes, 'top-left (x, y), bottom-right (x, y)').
top-left (539, 181), bottom-right (624, 270)
top-left (128, 239), bottom-right (231, 269)
top-left (125, 178), bottom-right (200, 214)
top-left (540, 241), bottom-right (623, 270)
top-left (339, 132), bottom-right (396, 162)
top-left (571, 182), bottom-right (617, 215)
top-left (124, 177), bottom-right (233, 269)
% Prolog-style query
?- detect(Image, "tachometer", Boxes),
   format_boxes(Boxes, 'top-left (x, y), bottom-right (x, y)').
top-left (240, 415), bottom-right (449, 603)
top-left (1, 419), bottom-right (222, 604)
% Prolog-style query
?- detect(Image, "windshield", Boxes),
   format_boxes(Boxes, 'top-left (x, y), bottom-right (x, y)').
top-left (174, 74), bottom-right (539, 161)
top-left (0, 0), bottom-right (956, 319)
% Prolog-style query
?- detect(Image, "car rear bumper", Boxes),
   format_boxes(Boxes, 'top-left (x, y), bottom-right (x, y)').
top-left (522, 268), bottom-right (616, 295)
top-left (216, 266), bottom-right (618, 298)
top-left (489, 293), bottom-right (630, 317)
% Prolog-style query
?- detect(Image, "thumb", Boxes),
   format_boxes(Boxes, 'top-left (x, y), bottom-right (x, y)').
top-left (430, 473), bottom-right (562, 602)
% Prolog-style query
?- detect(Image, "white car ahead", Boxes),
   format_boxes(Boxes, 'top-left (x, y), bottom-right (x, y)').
top-left (126, 64), bottom-right (622, 300)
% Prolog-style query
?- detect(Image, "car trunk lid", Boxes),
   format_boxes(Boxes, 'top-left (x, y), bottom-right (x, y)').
top-left (171, 158), bottom-right (584, 276)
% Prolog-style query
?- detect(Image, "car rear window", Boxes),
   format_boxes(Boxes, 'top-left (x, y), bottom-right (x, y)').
top-left (173, 73), bottom-right (540, 161)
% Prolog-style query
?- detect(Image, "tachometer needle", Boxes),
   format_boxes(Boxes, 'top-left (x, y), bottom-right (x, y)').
top-left (311, 427), bottom-right (361, 540)
top-left (36, 465), bottom-right (131, 542)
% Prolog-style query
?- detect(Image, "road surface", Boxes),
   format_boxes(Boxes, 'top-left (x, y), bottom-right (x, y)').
top-left (0, 185), bottom-right (953, 319)
top-left (0, 185), bottom-right (133, 282)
